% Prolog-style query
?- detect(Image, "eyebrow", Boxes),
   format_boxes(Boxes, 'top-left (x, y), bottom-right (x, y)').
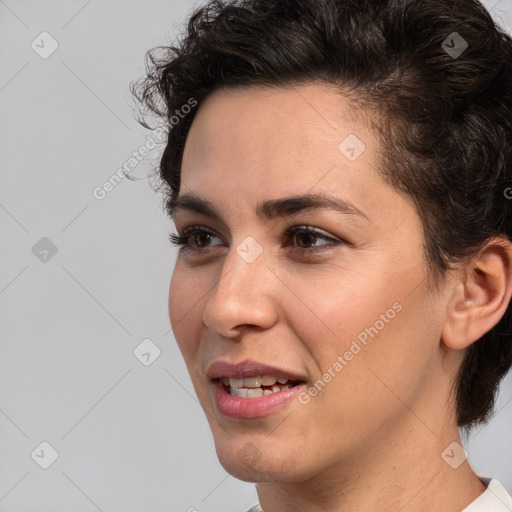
top-left (169, 192), bottom-right (371, 224)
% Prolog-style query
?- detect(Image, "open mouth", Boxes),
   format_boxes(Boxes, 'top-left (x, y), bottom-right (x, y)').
top-left (217, 375), bottom-right (304, 398)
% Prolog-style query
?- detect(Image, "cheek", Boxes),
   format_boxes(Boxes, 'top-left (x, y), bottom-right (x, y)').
top-left (168, 263), bottom-right (205, 360)
top-left (310, 281), bottom-right (437, 415)
top-left (284, 263), bottom-right (402, 356)
top-left (291, 261), bottom-right (435, 398)
top-left (168, 266), bottom-right (183, 328)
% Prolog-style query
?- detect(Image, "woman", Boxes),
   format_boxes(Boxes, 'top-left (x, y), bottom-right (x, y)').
top-left (132, 0), bottom-right (512, 510)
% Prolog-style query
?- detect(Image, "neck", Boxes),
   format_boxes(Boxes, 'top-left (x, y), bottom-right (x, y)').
top-left (255, 413), bottom-right (486, 512)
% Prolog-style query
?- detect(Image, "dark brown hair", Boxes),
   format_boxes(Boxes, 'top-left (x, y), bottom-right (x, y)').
top-left (131, 0), bottom-right (512, 432)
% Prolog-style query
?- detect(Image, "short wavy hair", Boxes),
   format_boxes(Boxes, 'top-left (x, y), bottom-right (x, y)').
top-left (131, 0), bottom-right (512, 432)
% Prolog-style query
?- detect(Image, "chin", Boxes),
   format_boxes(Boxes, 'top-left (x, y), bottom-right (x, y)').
top-left (218, 457), bottom-right (267, 483)
top-left (214, 439), bottom-right (315, 483)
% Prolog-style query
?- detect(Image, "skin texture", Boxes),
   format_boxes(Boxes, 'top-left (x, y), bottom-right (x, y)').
top-left (168, 83), bottom-right (512, 511)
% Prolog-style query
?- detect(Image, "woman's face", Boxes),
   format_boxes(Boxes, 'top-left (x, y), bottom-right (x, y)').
top-left (169, 83), bottom-right (455, 482)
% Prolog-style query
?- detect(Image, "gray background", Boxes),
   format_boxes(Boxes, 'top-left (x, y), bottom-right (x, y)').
top-left (0, 1), bottom-right (511, 511)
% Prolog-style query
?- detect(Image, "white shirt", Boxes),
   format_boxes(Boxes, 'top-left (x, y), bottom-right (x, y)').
top-left (462, 478), bottom-right (512, 511)
top-left (246, 478), bottom-right (512, 511)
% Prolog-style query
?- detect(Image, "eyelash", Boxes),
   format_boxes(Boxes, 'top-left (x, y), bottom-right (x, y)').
top-left (168, 225), bottom-right (343, 255)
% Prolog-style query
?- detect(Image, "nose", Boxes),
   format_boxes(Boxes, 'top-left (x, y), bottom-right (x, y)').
top-left (202, 245), bottom-right (278, 337)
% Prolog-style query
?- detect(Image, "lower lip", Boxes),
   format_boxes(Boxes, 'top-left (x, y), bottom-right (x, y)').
top-left (211, 380), bottom-right (307, 419)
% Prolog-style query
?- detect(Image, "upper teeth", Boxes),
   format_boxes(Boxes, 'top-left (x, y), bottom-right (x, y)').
top-left (221, 375), bottom-right (290, 388)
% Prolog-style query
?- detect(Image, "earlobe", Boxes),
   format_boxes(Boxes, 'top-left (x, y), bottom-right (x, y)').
top-left (442, 238), bottom-right (512, 350)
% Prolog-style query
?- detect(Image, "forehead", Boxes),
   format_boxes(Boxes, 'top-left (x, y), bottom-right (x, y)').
top-left (182, 83), bottom-right (377, 190)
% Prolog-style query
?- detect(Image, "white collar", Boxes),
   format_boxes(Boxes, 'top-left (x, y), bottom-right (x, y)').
top-left (462, 478), bottom-right (512, 511)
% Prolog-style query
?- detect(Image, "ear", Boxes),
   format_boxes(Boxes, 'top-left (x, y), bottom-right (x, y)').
top-left (442, 237), bottom-right (512, 350)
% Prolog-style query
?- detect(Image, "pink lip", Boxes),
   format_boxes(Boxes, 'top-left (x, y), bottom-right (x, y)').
top-left (210, 379), bottom-right (307, 419)
top-left (206, 359), bottom-right (307, 381)
top-left (206, 359), bottom-right (308, 419)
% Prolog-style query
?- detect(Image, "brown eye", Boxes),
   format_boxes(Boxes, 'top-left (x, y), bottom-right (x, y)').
top-left (193, 232), bottom-right (214, 248)
top-left (294, 231), bottom-right (318, 249)
top-left (285, 226), bottom-right (344, 254)
top-left (169, 226), bottom-right (223, 252)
